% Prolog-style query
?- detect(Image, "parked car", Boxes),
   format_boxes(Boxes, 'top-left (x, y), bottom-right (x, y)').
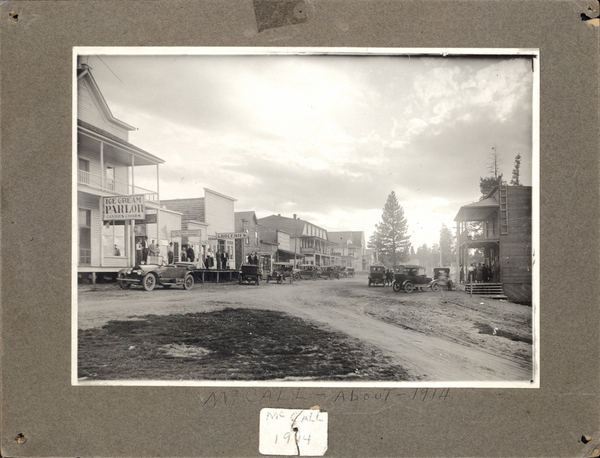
top-left (321, 266), bottom-right (340, 280)
top-left (392, 265), bottom-right (435, 293)
top-left (297, 264), bottom-right (320, 280)
top-left (266, 262), bottom-right (295, 284)
top-left (368, 264), bottom-right (388, 287)
top-left (346, 267), bottom-right (355, 278)
top-left (432, 267), bottom-right (453, 291)
top-left (117, 260), bottom-right (195, 291)
top-left (239, 263), bottom-right (261, 286)
top-left (337, 266), bottom-right (348, 278)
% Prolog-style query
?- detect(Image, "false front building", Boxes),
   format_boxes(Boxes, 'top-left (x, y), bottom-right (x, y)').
top-left (76, 64), bottom-right (181, 282)
top-left (454, 184), bottom-right (532, 304)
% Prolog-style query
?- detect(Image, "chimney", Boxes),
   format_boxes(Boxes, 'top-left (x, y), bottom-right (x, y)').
top-left (293, 214), bottom-right (297, 219)
top-left (278, 214), bottom-right (281, 217)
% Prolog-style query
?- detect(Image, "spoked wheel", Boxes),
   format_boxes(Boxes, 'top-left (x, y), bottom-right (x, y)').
top-left (404, 282), bottom-right (414, 293)
top-left (392, 281), bottom-right (401, 292)
top-left (183, 274), bottom-right (194, 290)
top-left (277, 276), bottom-right (283, 284)
top-left (431, 282), bottom-right (440, 292)
top-left (117, 273), bottom-right (131, 290)
top-left (142, 273), bottom-right (156, 291)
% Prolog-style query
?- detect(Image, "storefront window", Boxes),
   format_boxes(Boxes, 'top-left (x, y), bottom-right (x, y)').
top-left (103, 221), bottom-right (125, 256)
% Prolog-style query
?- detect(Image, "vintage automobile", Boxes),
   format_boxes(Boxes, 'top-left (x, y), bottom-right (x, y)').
top-left (266, 262), bottom-right (295, 284)
top-left (392, 264), bottom-right (435, 293)
top-left (239, 263), bottom-right (261, 286)
top-left (346, 267), bottom-right (355, 278)
top-left (368, 264), bottom-right (388, 287)
top-left (432, 267), bottom-right (453, 291)
top-left (297, 264), bottom-right (321, 280)
top-left (321, 266), bottom-right (340, 280)
top-left (117, 260), bottom-right (195, 291)
top-left (337, 266), bottom-right (348, 278)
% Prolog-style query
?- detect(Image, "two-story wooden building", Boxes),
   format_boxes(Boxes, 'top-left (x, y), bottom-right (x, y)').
top-left (328, 231), bottom-right (367, 271)
top-left (76, 64), bottom-right (182, 282)
top-left (257, 214), bottom-right (338, 266)
top-left (454, 184), bottom-right (532, 303)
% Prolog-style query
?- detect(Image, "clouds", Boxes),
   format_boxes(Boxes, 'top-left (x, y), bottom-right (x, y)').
top-left (81, 52), bottom-right (534, 248)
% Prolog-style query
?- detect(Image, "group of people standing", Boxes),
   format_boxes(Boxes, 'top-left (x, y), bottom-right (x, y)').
top-left (463, 262), bottom-right (496, 283)
top-left (246, 252), bottom-right (259, 265)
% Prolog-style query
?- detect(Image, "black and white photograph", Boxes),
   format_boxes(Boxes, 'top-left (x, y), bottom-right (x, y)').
top-left (74, 48), bottom-right (539, 387)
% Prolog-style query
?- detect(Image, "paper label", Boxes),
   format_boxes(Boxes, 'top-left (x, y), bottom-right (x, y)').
top-left (259, 408), bottom-right (328, 456)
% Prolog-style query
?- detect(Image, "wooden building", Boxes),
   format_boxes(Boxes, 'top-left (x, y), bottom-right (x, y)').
top-left (328, 231), bottom-right (367, 271)
top-left (77, 64), bottom-right (182, 281)
top-left (454, 185), bottom-right (532, 303)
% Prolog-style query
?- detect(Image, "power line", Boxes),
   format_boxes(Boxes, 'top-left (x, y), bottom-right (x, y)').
top-left (95, 55), bottom-right (122, 83)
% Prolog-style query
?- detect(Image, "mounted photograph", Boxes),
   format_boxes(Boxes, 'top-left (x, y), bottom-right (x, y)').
top-left (73, 48), bottom-right (539, 387)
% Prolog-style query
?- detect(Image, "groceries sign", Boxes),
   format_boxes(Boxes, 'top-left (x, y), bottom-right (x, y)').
top-left (103, 195), bottom-right (145, 221)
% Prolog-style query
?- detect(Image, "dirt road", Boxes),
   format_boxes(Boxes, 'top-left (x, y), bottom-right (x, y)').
top-left (78, 275), bottom-right (533, 382)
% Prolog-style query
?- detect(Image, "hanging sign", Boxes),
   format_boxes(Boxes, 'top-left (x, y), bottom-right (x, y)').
top-left (215, 232), bottom-right (248, 239)
top-left (171, 230), bottom-right (203, 237)
top-left (103, 195), bottom-right (145, 221)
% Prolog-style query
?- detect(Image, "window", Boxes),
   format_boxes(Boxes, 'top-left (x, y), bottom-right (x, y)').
top-left (254, 230), bottom-right (258, 246)
top-left (78, 158), bottom-right (90, 184)
top-left (78, 209), bottom-right (91, 264)
top-left (103, 221), bottom-right (125, 256)
top-left (105, 166), bottom-right (115, 190)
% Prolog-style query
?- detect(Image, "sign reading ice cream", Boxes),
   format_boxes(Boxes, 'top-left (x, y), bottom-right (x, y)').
top-left (103, 195), bottom-right (146, 220)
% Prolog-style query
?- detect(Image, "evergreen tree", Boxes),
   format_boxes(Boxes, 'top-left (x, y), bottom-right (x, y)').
top-left (367, 191), bottom-right (411, 265)
top-left (479, 146), bottom-right (504, 199)
top-left (439, 224), bottom-right (454, 266)
top-left (510, 154), bottom-right (522, 186)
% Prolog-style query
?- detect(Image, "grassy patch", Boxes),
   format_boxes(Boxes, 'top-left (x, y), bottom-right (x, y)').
top-left (79, 308), bottom-right (412, 381)
top-left (474, 322), bottom-right (533, 345)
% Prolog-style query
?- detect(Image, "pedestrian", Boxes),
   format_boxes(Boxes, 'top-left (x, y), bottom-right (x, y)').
top-left (142, 237), bottom-right (148, 263)
top-left (459, 264), bottom-right (464, 283)
top-left (438, 269), bottom-right (448, 304)
top-left (476, 263), bottom-right (483, 283)
top-left (168, 242), bottom-right (174, 264)
top-left (114, 244), bottom-right (121, 256)
top-left (221, 251), bottom-right (228, 270)
top-left (482, 263), bottom-right (489, 283)
top-left (247, 253), bottom-right (253, 264)
top-left (149, 239), bottom-right (157, 257)
top-left (253, 252), bottom-right (259, 266)
top-left (468, 263), bottom-right (475, 283)
top-left (135, 239), bottom-right (143, 265)
top-left (186, 244), bottom-right (195, 262)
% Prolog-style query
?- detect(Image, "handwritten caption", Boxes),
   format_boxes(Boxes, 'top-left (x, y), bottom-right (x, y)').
top-left (200, 388), bottom-right (450, 409)
top-left (259, 408), bottom-right (328, 456)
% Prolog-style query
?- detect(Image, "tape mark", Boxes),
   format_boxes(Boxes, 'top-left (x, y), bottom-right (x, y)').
top-left (252, 0), bottom-right (308, 33)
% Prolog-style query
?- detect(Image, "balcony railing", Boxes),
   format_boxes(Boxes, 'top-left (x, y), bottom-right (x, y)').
top-left (78, 170), bottom-right (158, 201)
top-left (458, 230), bottom-right (500, 245)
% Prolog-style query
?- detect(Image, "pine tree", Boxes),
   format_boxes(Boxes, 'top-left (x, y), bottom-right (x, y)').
top-left (510, 154), bottom-right (522, 186)
top-left (367, 191), bottom-right (411, 266)
top-left (439, 224), bottom-right (454, 266)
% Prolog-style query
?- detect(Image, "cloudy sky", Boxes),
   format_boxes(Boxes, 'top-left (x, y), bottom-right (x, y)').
top-left (78, 51), bottom-right (534, 249)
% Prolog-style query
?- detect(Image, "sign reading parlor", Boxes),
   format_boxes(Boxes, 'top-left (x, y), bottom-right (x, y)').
top-left (102, 195), bottom-right (146, 221)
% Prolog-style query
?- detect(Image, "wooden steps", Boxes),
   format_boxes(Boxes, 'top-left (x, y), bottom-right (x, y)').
top-left (461, 282), bottom-right (507, 299)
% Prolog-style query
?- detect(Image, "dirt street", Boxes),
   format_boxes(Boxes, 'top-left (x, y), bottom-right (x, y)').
top-left (78, 274), bottom-right (533, 382)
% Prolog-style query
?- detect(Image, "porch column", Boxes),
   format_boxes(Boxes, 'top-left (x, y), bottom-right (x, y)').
top-left (131, 153), bottom-right (135, 194)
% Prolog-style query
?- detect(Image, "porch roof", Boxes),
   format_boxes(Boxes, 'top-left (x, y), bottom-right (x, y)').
top-left (78, 119), bottom-right (165, 166)
top-left (454, 197), bottom-right (499, 222)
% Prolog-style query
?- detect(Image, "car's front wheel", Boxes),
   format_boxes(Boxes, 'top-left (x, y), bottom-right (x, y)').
top-left (431, 282), bottom-right (440, 292)
top-left (117, 273), bottom-right (131, 290)
top-left (404, 282), bottom-right (414, 293)
top-left (183, 274), bottom-right (194, 290)
top-left (392, 281), bottom-right (401, 292)
top-left (142, 273), bottom-right (156, 291)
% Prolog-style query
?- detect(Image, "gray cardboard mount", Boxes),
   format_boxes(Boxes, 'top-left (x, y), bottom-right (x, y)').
top-left (1, 1), bottom-right (599, 457)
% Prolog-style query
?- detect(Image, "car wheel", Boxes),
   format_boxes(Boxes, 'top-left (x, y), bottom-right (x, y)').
top-left (183, 274), bottom-right (194, 290)
top-left (368, 279), bottom-right (372, 287)
top-left (142, 273), bottom-right (156, 291)
top-left (431, 282), bottom-right (440, 292)
top-left (117, 273), bottom-right (131, 290)
top-left (404, 282), bottom-right (414, 293)
top-left (392, 281), bottom-right (401, 292)
top-left (277, 277), bottom-right (282, 284)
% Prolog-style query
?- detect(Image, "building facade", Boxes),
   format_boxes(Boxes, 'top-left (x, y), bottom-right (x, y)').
top-left (77, 64), bottom-right (181, 281)
top-left (328, 231), bottom-right (367, 271)
top-left (257, 214), bottom-right (337, 266)
top-left (454, 184), bottom-right (532, 303)
top-left (163, 189), bottom-right (240, 268)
